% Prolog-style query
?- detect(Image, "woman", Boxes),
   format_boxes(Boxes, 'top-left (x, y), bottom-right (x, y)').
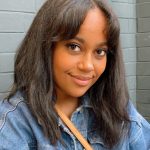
top-left (0, 0), bottom-right (150, 149)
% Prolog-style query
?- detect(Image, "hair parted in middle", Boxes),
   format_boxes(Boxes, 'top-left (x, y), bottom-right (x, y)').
top-left (9, 0), bottom-right (130, 148)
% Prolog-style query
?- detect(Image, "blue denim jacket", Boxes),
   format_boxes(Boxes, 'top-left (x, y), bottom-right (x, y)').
top-left (0, 91), bottom-right (150, 150)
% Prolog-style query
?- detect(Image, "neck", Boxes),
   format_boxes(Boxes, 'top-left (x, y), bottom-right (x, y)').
top-left (56, 96), bottom-right (79, 119)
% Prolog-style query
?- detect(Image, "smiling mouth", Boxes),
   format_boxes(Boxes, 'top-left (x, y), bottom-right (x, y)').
top-left (69, 74), bottom-right (93, 86)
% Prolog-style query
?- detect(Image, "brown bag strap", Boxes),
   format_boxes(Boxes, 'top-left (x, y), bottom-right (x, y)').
top-left (55, 105), bottom-right (93, 150)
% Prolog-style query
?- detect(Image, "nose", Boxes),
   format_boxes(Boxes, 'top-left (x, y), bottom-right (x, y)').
top-left (77, 54), bottom-right (94, 72)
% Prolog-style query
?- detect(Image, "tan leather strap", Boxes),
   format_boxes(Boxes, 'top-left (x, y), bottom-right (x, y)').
top-left (55, 105), bottom-right (93, 150)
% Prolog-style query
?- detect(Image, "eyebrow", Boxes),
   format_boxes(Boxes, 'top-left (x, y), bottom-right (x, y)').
top-left (74, 36), bottom-right (108, 47)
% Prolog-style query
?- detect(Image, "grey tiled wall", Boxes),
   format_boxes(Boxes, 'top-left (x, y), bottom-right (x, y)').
top-left (137, 0), bottom-right (150, 122)
top-left (110, 0), bottom-right (137, 105)
top-left (0, 0), bottom-right (45, 99)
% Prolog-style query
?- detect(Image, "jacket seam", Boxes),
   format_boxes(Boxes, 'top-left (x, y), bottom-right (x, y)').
top-left (0, 99), bottom-right (25, 131)
top-left (130, 122), bottom-right (142, 144)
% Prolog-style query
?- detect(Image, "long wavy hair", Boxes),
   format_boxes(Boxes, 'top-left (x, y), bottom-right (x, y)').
top-left (8, 0), bottom-right (130, 148)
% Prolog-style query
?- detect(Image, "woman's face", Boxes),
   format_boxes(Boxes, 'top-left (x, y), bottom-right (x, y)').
top-left (53, 8), bottom-right (108, 99)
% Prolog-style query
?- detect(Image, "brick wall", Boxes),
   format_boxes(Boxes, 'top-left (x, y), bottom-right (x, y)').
top-left (136, 0), bottom-right (150, 122)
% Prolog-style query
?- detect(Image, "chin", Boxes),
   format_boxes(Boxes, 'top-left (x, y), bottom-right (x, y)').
top-left (69, 89), bottom-right (88, 98)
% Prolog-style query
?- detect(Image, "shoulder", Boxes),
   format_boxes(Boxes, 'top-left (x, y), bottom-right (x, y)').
top-left (127, 101), bottom-right (150, 149)
top-left (0, 91), bottom-right (30, 129)
top-left (0, 92), bottom-right (24, 125)
top-left (0, 91), bottom-right (37, 149)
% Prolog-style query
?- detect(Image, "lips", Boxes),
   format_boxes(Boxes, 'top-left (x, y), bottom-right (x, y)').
top-left (69, 74), bottom-right (93, 86)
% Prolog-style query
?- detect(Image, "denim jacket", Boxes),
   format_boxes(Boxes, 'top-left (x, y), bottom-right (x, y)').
top-left (0, 91), bottom-right (150, 150)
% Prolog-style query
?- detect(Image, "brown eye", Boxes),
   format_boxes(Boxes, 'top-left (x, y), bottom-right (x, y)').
top-left (96, 48), bottom-right (107, 57)
top-left (66, 43), bottom-right (81, 52)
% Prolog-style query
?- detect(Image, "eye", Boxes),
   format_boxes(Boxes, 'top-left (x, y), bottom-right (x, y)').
top-left (96, 48), bottom-right (107, 57)
top-left (66, 43), bottom-right (81, 52)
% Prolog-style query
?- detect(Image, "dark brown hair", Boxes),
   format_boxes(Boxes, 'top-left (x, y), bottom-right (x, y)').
top-left (8, 0), bottom-right (130, 148)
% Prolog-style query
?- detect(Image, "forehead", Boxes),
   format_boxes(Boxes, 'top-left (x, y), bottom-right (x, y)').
top-left (74, 8), bottom-right (108, 44)
top-left (81, 7), bottom-right (107, 31)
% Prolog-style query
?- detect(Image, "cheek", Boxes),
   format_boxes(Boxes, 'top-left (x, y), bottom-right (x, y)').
top-left (53, 53), bottom-right (79, 79)
top-left (54, 57), bottom-right (76, 73)
top-left (53, 51), bottom-right (71, 70)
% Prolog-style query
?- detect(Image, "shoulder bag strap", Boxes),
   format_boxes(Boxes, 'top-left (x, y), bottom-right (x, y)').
top-left (55, 105), bottom-right (93, 150)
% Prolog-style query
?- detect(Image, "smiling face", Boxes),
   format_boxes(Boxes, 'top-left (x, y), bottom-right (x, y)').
top-left (53, 7), bottom-right (108, 100)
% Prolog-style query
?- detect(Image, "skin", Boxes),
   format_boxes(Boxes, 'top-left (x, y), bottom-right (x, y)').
top-left (53, 7), bottom-right (108, 118)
